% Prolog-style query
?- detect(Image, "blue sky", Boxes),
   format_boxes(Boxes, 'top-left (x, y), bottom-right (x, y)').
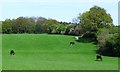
top-left (0, 0), bottom-right (119, 25)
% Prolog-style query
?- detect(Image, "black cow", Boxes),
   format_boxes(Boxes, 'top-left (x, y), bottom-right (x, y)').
top-left (70, 42), bottom-right (75, 45)
top-left (96, 54), bottom-right (102, 61)
top-left (10, 50), bottom-right (15, 55)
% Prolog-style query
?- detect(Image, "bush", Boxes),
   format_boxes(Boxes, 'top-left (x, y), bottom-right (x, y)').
top-left (104, 33), bottom-right (120, 57)
top-left (97, 33), bottom-right (120, 57)
top-left (82, 32), bottom-right (97, 41)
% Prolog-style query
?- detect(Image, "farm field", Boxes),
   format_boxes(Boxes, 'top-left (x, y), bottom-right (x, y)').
top-left (2, 34), bottom-right (118, 70)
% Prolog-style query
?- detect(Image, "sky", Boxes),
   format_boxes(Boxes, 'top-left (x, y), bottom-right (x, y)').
top-left (0, 0), bottom-right (119, 25)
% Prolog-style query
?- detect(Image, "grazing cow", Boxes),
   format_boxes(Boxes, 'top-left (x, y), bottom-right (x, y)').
top-left (70, 42), bottom-right (75, 45)
top-left (75, 36), bottom-right (79, 41)
top-left (96, 54), bottom-right (102, 61)
top-left (10, 50), bottom-right (15, 55)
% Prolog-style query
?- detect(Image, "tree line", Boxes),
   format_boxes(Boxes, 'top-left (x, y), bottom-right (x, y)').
top-left (2, 16), bottom-right (79, 35)
top-left (1, 5), bottom-right (120, 57)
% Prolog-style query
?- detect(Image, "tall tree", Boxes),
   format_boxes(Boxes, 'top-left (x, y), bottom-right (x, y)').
top-left (78, 5), bottom-right (113, 39)
top-left (2, 19), bottom-right (13, 34)
top-left (12, 17), bottom-right (36, 33)
top-left (47, 19), bottom-right (59, 34)
top-left (35, 17), bottom-right (48, 33)
top-left (26, 18), bottom-right (36, 33)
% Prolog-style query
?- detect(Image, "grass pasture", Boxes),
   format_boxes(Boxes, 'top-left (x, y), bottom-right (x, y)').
top-left (0, 34), bottom-right (2, 71)
top-left (2, 34), bottom-right (118, 70)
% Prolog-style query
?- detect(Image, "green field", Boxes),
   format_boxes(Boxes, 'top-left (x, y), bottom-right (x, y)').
top-left (0, 34), bottom-right (2, 71)
top-left (2, 34), bottom-right (118, 70)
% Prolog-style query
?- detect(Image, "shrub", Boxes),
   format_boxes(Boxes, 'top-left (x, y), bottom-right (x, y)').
top-left (104, 33), bottom-right (120, 57)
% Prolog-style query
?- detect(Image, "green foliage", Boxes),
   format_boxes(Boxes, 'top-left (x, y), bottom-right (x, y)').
top-left (0, 21), bottom-right (2, 34)
top-left (109, 26), bottom-right (118, 34)
top-left (80, 18), bottom-right (98, 34)
top-left (35, 17), bottom-right (48, 33)
top-left (89, 6), bottom-right (113, 25)
top-left (57, 24), bottom-right (66, 32)
top-left (78, 5), bottom-right (113, 37)
top-left (12, 17), bottom-right (36, 33)
top-left (104, 33), bottom-right (120, 57)
top-left (96, 27), bottom-right (120, 57)
top-left (47, 19), bottom-right (60, 34)
top-left (2, 19), bottom-right (14, 34)
top-left (64, 25), bottom-right (74, 35)
top-left (2, 17), bottom-right (70, 34)
top-left (97, 28), bottom-right (109, 48)
top-left (76, 6), bottom-right (118, 57)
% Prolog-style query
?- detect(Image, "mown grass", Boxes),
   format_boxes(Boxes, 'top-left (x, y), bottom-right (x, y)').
top-left (2, 34), bottom-right (118, 70)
